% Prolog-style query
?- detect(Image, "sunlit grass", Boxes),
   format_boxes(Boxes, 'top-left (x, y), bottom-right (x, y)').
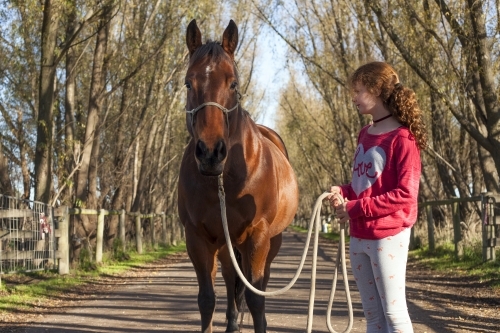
top-left (0, 271), bottom-right (89, 312)
top-left (0, 242), bottom-right (186, 313)
top-left (99, 242), bottom-right (186, 275)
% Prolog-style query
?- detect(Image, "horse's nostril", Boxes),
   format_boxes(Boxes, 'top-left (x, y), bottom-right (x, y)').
top-left (195, 140), bottom-right (207, 160)
top-left (215, 140), bottom-right (227, 162)
top-left (195, 139), bottom-right (226, 166)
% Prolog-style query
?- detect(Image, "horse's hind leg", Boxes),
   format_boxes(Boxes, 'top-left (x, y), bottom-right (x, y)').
top-left (219, 245), bottom-right (243, 333)
top-left (186, 229), bottom-right (218, 333)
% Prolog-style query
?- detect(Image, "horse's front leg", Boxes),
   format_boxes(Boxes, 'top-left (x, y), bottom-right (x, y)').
top-left (186, 227), bottom-right (218, 333)
top-left (219, 245), bottom-right (243, 333)
top-left (242, 223), bottom-right (273, 333)
top-left (263, 233), bottom-right (282, 288)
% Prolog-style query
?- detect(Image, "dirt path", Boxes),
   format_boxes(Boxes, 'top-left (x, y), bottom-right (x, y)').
top-left (0, 229), bottom-right (499, 332)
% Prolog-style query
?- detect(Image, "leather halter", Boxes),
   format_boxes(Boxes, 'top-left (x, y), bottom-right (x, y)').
top-left (184, 89), bottom-right (241, 131)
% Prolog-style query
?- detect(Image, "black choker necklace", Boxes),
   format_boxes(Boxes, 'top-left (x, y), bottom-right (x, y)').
top-left (373, 114), bottom-right (392, 123)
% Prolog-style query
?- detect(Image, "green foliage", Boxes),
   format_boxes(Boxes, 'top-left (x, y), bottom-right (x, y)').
top-left (78, 244), bottom-right (97, 271)
top-left (109, 237), bottom-right (130, 261)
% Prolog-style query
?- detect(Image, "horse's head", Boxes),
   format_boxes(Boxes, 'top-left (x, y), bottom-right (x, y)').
top-left (184, 19), bottom-right (240, 176)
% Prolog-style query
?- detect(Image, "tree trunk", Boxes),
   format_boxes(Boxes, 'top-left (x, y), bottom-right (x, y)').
top-left (73, 3), bottom-right (111, 262)
top-left (106, 81), bottom-right (132, 248)
top-left (75, 4), bottom-right (109, 207)
top-left (34, 0), bottom-right (61, 202)
top-left (477, 144), bottom-right (500, 193)
top-left (64, 3), bottom-right (78, 206)
top-left (0, 139), bottom-right (13, 196)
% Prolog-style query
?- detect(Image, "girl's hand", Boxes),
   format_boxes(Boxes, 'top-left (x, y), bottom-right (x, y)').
top-left (335, 199), bottom-right (350, 223)
top-left (327, 186), bottom-right (342, 208)
top-left (326, 186), bottom-right (350, 223)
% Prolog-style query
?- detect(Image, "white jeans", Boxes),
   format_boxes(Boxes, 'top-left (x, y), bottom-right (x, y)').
top-left (349, 228), bottom-right (413, 333)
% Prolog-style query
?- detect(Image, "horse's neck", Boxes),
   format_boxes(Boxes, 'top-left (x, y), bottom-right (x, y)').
top-left (227, 109), bottom-right (261, 171)
top-left (237, 109), bottom-right (260, 146)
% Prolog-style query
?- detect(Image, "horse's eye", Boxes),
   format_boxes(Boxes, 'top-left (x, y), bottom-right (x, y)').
top-left (230, 81), bottom-right (238, 90)
top-left (185, 82), bottom-right (192, 90)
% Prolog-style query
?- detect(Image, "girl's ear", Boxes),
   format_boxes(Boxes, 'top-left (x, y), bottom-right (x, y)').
top-left (392, 73), bottom-right (399, 85)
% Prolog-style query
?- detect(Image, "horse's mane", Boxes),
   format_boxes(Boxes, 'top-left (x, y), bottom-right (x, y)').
top-left (189, 40), bottom-right (226, 66)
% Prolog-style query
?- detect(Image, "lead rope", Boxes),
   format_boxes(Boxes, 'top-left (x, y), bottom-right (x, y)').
top-left (217, 174), bottom-right (353, 332)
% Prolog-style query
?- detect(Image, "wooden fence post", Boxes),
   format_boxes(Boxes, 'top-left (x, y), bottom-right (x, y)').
top-left (482, 193), bottom-right (497, 261)
top-left (135, 215), bottom-right (142, 254)
top-left (451, 200), bottom-right (463, 259)
top-left (161, 213), bottom-right (167, 246)
top-left (119, 209), bottom-right (126, 252)
top-left (96, 209), bottom-right (105, 263)
top-left (167, 214), bottom-right (173, 246)
top-left (426, 205), bottom-right (435, 253)
top-left (151, 215), bottom-right (156, 249)
top-left (170, 215), bottom-right (177, 246)
top-left (54, 206), bottom-right (69, 275)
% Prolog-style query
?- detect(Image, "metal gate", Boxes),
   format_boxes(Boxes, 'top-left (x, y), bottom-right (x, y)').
top-left (0, 195), bottom-right (55, 274)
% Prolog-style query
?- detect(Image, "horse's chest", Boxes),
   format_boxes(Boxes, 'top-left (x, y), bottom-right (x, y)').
top-left (189, 195), bottom-right (258, 243)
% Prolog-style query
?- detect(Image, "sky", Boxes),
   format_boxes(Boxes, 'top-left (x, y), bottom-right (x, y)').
top-left (251, 26), bottom-right (289, 129)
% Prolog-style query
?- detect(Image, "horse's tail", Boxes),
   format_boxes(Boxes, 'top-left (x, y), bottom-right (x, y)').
top-left (234, 249), bottom-right (246, 312)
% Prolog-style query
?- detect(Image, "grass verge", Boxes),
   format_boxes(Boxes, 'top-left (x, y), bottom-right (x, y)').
top-left (409, 243), bottom-right (500, 289)
top-left (0, 243), bottom-right (186, 314)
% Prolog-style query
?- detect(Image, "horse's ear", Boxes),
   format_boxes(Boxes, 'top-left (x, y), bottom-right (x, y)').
top-left (186, 19), bottom-right (202, 57)
top-left (222, 20), bottom-right (238, 59)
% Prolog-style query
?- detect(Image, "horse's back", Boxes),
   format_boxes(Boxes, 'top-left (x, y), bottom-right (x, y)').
top-left (257, 124), bottom-right (289, 159)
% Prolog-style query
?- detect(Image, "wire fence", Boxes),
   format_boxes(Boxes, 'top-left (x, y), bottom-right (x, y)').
top-left (0, 195), bottom-right (55, 274)
top-left (0, 194), bottom-right (184, 276)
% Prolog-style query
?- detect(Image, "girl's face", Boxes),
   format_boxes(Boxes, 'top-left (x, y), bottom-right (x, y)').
top-left (351, 82), bottom-right (382, 115)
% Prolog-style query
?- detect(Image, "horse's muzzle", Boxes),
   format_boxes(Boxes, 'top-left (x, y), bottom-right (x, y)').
top-left (195, 139), bottom-right (227, 176)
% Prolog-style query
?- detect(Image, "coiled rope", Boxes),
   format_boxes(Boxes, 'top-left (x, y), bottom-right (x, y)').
top-left (217, 174), bottom-right (353, 332)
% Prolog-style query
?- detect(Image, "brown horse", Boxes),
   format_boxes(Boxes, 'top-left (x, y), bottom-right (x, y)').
top-left (177, 19), bottom-right (299, 333)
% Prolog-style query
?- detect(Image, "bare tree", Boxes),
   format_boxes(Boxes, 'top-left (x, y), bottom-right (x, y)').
top-left (365, 0), bottom-right (499, 193)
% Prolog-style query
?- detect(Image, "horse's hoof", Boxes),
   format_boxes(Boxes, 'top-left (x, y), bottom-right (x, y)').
top-left (224, 326), bottom-right (240, 333)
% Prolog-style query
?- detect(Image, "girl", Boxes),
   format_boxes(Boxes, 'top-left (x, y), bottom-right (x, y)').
top-left (328, 61), bottom-right (427, 333)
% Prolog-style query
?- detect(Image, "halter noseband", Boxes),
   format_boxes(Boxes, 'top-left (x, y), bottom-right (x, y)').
top-left (184, 89), bottom-right (241, 130)
top-left (185, 100), bottom-right (239, 116)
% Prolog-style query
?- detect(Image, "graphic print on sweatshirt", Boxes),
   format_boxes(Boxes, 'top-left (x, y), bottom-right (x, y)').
top-left (352, 144), bottom-right (386, 197)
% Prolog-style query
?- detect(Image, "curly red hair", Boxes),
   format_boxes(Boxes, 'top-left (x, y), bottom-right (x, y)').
top-left (349, 62), bottom-right (427, 150)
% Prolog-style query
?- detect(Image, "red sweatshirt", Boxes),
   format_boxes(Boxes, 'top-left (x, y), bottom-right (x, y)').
top-left (339, 125), bottom-right (421, 239)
